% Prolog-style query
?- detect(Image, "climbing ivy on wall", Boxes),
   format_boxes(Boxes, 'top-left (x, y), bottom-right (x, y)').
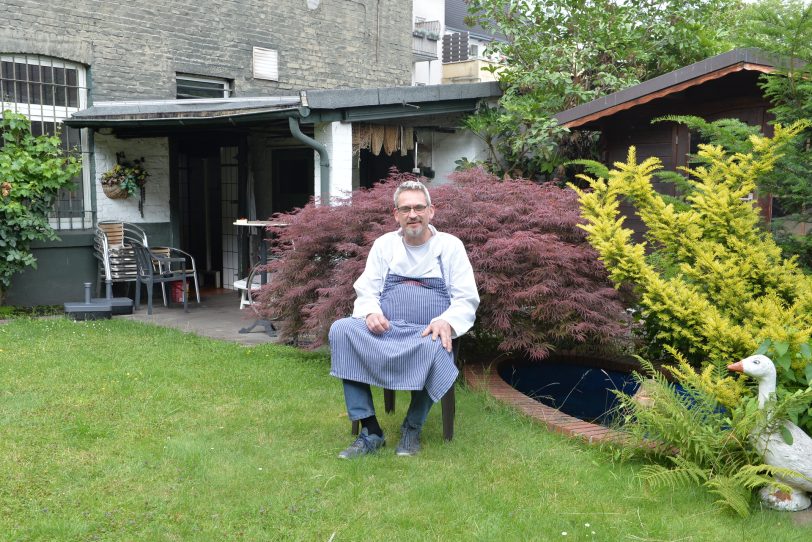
top-left (0, 110), bottom-right (81, 305)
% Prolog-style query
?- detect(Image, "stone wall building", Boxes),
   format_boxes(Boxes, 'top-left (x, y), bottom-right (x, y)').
top-left (0, 0), bottom-right (499, 305)
top-left (2, 0), bottom-right (412, 100)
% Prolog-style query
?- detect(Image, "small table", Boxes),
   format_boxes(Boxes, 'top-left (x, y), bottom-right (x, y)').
top-left (233, 220), bottom-right (287, 335)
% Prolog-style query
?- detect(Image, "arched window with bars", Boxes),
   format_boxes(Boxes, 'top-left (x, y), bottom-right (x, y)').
top-left (0, 54), bottom-right (92, 229)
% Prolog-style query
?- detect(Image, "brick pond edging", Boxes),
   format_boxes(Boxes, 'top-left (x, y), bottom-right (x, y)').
top-left (463, 363), bottom-right (629, 445)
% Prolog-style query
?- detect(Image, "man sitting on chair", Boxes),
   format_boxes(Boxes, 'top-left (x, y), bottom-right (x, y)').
top-left (329, 180), bottom-right (479, 458)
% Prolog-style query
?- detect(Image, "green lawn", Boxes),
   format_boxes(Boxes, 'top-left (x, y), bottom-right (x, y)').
top-left (0, 318), bottom-right (808, 541)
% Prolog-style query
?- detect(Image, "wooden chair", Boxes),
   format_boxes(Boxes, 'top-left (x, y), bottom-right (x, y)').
top-left (351, 340), bottom-right (460, 441)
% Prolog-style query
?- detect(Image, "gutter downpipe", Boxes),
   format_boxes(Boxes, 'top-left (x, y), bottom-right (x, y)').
top-left (288, 112), bottom-right (330, 206)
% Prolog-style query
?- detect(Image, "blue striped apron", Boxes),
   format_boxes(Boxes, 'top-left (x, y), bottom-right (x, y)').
top-left (329, 267), bottom-right (458, 402)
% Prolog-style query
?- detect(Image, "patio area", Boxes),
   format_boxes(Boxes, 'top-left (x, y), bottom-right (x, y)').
top-left (121, 289), bottom-right (281, 347)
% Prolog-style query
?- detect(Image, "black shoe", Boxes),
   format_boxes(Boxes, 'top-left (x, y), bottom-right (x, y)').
top-left (395, 424), bottom-right (421, 456)
top-left (338, 428), bottom-right (385, 459)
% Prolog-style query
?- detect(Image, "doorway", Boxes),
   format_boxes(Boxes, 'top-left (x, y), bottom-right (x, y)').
top-left (271, 148), bottom-right (314, 213)
top-left (175, 137), bottom-right (245, 292)
top-left (358, 148), bottom-right (415, 188)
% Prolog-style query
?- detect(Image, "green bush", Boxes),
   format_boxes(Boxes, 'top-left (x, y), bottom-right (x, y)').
top-left (0, 110), bottom-right (81, 304)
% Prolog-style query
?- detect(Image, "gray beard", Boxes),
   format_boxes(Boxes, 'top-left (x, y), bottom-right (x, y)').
top-left (403, 223), bottom-right (425, 241)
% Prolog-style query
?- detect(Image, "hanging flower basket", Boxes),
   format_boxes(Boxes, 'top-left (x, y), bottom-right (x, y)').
top-left (102, 182), bottom-right (129, 199)
top-left (99, 152), bottom-right (149, 216)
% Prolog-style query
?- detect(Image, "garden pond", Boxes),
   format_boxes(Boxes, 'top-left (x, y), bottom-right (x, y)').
top-left (498, 353), bottom-right (641, 426)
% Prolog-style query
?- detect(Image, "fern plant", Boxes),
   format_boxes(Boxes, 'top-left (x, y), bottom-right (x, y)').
top-left (612, 358), bottom-right (811, 517)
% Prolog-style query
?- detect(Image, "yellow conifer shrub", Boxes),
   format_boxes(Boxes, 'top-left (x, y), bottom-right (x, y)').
top-left (572, 123), bottom-right (812, 409)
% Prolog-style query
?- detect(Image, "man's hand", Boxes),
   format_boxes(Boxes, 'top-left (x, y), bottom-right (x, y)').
top-left (422, 319), bottom-right (453, 352)
top-left (365, 313), bottom-right (390, 334)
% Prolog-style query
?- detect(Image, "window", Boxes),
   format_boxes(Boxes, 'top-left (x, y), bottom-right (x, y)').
top-left (1, 54), bottom-right (91, 229)
top-left (468, 44), bottom-right (479, 59)
top-left (176, 74), bottom-right (232, 99)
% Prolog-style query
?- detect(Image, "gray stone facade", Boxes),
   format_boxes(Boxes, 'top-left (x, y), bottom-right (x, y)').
top-left (0, 0), bottom-right (412, 100)
top-left (1, 0), bottom-right (413, 306)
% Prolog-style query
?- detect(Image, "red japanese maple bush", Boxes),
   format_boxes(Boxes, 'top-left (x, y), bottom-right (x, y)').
top-left (256, 168), bottom-right (631, 359)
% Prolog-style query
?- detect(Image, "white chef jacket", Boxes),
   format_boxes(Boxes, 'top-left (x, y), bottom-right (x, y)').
top-left (351, 225), bottom-right (479, 337)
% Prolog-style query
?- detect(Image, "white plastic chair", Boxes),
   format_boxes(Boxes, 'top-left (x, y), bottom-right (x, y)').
top-left (233, 269), bottom-right (263, 310)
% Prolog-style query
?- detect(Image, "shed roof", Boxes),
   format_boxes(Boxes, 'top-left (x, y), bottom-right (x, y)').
top-left (554, 48), bottom-right (781, 129)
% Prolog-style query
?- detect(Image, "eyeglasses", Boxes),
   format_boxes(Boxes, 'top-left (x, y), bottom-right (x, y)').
top-left (395, 204), bottom-right (429, 214)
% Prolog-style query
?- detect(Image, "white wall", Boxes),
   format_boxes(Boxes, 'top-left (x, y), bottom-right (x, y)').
top-left (94, 133), bottom-right (170, 222)
top-left (413, 0), bottom-right (443, 20)
top-left (430, 130), bottom-right (491, 185)
top-left (314, 121), bottom-right (353, 205)
top-left (412, 59), bottom-right (441, 86)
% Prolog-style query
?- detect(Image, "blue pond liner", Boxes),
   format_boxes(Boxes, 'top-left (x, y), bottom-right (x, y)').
top-left (499, 358), bottom-right (640, 426)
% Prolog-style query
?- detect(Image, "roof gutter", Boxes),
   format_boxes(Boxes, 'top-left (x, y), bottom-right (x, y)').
top-left (288, 115), bottom-right (330, 206)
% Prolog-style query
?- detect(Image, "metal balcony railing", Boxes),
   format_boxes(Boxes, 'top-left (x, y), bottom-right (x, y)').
top-left (412, 20), bottom-right (441, 62)
top-left (414, 20), bottom-right (441, 37)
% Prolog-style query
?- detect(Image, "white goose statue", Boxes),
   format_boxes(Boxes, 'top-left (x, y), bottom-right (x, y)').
top-left (728, 354), bottom-right (812, 511)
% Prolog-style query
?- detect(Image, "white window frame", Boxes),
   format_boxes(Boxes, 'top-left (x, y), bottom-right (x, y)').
top-left (176, 74), bottom-right (232, 99)
top-left (1, 54), bottom-right (91, 230)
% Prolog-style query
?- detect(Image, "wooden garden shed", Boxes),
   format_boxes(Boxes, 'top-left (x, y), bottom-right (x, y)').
top-left (555, 47), bottom-right (780, 224)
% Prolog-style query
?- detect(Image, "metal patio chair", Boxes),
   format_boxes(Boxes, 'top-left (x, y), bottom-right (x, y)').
top-left (94, 221), bottom-right (200, 305)
top-left (93, 221), bottom-right (146, 294)
top-left (149, 246), bottom-right (201, 305)
top-left (132, 243), bottom-right (188, 315)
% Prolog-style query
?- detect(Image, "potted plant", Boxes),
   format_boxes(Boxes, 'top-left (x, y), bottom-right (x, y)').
top-left (100, 152), bottom-right (149, 200)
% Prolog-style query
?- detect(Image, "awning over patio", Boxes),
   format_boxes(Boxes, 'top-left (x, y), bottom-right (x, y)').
top-left (299, 81), bottom-right (501, 124)
top-left (64, 96), bottom-right (303, 128)
top-left (64, 81), bottom-right (502, 131)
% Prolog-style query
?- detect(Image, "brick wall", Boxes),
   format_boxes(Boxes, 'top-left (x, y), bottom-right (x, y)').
top-left (94, 133), bottom-right (170, 223)
top-left (0, 0), bottom-right (412, 100)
